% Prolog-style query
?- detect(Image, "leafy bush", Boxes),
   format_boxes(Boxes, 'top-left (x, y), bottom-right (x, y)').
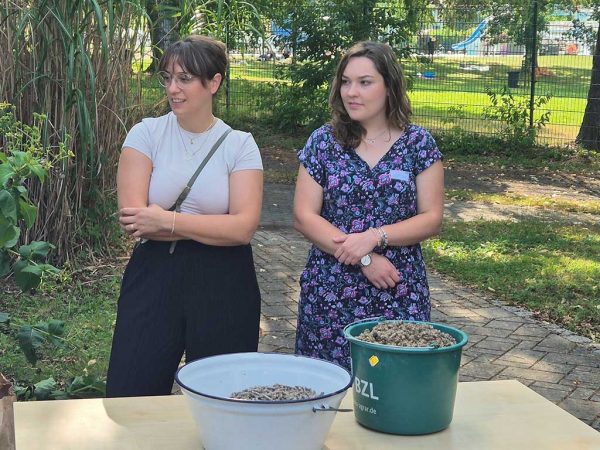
top-left (433, 127), bottom-right (508, 156)
top-left (484, 87), bottom-right (552, 146)
top-left (0, 104), bottom-right (71, 290)
top-left (257, 81), bottom-right (330, 131)
top-left (0, 105), bottom-right (105, 401)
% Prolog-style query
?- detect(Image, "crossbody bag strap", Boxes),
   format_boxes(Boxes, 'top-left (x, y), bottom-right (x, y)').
top-left (168, 127), bottom-right (232, 254)
top-left (169, 127), bottom-right (232, 213)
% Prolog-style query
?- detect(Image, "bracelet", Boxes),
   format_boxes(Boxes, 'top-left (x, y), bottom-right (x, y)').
top-left (170, 211), bottom-right (176, 235)
top-left (378, 226), bottom-right (388, 250)
top-left (369, 227), bottom-right (382, 247)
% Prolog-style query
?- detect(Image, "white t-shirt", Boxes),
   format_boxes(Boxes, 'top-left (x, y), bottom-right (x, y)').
top-left (122, 112), bottom-right (262, 215)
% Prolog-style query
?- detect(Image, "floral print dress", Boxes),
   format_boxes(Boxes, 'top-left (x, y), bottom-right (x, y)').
top-left (294, 124), bottom-right (443, 370)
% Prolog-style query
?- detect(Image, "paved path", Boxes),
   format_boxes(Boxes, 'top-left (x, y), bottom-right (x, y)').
top-left (255, 183), bottom-right (600, 431)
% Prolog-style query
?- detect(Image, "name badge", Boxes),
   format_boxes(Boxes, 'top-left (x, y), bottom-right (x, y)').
top-left (390, 170), bottom-right (410, 181)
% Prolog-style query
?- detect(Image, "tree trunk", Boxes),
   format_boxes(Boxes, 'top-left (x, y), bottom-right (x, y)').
top-left (145, 0), bottom-right (180, 73)
top-left (576, 23), bottom-right (600, 150)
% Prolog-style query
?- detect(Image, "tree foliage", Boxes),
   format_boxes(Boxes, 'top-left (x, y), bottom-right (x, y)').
top-left (145, 0), bottom-right (268, 71)
top-left (265, 0), bottom-right (431, 129)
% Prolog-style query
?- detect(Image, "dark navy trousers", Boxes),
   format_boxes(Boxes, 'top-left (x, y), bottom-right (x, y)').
top-left (106, 239), bottom-right (261, 397)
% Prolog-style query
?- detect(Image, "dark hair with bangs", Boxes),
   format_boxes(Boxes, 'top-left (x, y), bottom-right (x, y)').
top-left (158, 35), bottom-right (227, 93)
top-left (329, 41), bottom-right (412, 149)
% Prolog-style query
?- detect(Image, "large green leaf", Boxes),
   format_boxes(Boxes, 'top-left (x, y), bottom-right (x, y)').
top-left (19, 241), bottom-right (52, 262)
top-left (13, 384), bottom-right (33, 401)
top-left (37, 263), bottom-right (60, 275)
top-left (0, 312), bottom-right (9, 323)
top-left (33, 378), bottom-right (57, 400)
top-left (12, 259), bottom-right (27, 274)
top-left (47, 319), bottom-right (65, 336)
top-left (50, 390), bottom-right (70, 400)
top-left (14, 264), bottom-right (43, 292)
top-left (0, 218), bottom-right (20, 248)
top-left (18, 200), bottom-right (37, 229)
top-left (0, 191), bottom-right (17, 224)
top-left (17, 325), bottom-right (45, 365)
top-left (10, 151), bottom-right (28, 168)
top-left (66, 375), bottom-right (106, 399)
top-left (0, 251), bottom-right (10, 277)
top-left (34, 319), bottom-right (66, 348)
top-left (28, 161), bottom-right (46, 182)
top-left (0, 165), bottom-right (13, 187)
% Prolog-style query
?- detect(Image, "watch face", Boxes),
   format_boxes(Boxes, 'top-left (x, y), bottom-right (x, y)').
top-left (360, 254), bottom-right (371, 267)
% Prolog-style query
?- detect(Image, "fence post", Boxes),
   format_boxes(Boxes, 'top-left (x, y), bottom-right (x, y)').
top-left (225, 20), bottom-right (231, 113)
top-left (529, 0), bottom-right (538, 130)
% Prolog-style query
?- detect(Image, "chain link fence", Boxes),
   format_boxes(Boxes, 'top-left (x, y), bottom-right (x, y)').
top-left (212, 6), bottom-right (597, 147)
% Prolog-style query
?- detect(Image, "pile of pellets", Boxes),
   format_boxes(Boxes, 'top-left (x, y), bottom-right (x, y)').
top-left (230, 384), bottom-right (319, 401)
top-left (357, 322), bottom-right (456, 348)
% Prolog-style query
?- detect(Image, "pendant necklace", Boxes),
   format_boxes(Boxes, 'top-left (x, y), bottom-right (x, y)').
top-left (363, 127), bottom-right (391, 145)
top-left (177, 116), bottom-right (217, 160)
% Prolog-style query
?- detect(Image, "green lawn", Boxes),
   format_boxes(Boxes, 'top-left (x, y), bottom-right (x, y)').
top-left (409, 55), bottom-right (592, 99)
top-left (223, 55), bottom-right (592, 144)
top-left (0, 269), bottom-right (119, 392)
top-left (423, 220), bottom-right (600, 341)
top-left (131, 53), bottom-right (592, 145)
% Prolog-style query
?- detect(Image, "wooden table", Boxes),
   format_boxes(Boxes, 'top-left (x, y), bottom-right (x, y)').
top-left (14, 380), bottom-right (600, 449)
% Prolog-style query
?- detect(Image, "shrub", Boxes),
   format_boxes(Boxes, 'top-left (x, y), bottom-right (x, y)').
top-left (0, 104), bottom-right (69, 290)
top-left (484, 87), bottom-right (552, 147)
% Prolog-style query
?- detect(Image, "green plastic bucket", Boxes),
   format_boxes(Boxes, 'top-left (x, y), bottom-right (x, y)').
top-left (343, 319), bottom-right (468, 435)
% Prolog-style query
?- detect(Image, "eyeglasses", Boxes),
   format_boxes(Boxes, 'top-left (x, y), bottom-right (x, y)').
top-left (157, 71), bottom-right (199, 88)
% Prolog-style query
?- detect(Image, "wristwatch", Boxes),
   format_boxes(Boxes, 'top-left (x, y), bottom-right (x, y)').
top-left (360, 253), bottom-right (372, 267)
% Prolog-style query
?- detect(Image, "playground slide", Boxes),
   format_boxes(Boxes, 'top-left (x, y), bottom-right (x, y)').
top-left (451, 18), bottom-right (490, 51)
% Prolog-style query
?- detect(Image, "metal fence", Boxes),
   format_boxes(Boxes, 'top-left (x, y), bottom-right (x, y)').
top-left (212, 6), bottom-right (598, 146)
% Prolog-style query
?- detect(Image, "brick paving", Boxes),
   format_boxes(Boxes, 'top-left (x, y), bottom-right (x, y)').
top-left (255, 183), bottom-right (600, 431)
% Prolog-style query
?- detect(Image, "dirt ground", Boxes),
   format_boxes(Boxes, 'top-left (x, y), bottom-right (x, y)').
top-left (445, 161), bottom-right (600, 202)
top-left (261, 143), bottom-right (600, 203)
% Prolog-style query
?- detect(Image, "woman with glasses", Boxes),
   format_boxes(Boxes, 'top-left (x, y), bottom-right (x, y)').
top-left (293, 41), bottom-right (444, 370)
top-left (106, 35), bottom-right (263, 397)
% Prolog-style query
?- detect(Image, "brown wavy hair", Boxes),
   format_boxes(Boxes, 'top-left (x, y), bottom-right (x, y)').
top-left (329, 41), bottom-right (411, 148)
top-left (159, 35), bottom-right (227, 93)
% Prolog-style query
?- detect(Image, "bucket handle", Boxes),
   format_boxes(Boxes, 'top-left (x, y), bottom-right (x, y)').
top-left (312, 404), bottom-right (353, 413)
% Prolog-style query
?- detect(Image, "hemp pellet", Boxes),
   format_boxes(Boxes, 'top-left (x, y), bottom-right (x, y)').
top-left (356, 322), bottom-right (455, 348)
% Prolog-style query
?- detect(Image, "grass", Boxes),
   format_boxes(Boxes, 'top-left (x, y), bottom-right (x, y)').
top-left (222, 55), bottom-right (593, 144)
top-left (447, 189), bottom-right (600, 215)
top-left (0, 264), bottom-right (121, 389)
top-left (3, 214), bottom-right (598, 391)
top-left (409, 55), bottom-right (592, 99)
top-left (423, 220), bottom-right (600, 342)
top-left (5, 53), bottom-right (594, 393)
top-left (133, 53), bottom-right (593, 145)
top-left (410, 89), bottom-right (586, 142)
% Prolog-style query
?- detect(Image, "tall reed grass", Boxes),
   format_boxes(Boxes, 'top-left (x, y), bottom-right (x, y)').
top-left (0, 0), bottom-right (146, 261)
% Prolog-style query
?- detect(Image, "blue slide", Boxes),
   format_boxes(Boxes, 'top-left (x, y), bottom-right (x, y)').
top-left (451, 18), bottom-right (490, 51)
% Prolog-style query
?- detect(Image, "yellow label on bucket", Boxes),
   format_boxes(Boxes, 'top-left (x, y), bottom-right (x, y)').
top-left (368, 355), bottom-right (379, 367)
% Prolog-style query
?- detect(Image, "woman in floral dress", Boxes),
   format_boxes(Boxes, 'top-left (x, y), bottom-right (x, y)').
top-left (293, 41), bottom-right (444, 370)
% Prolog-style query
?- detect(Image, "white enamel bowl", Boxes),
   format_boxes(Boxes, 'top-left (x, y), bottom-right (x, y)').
top-left (175, 352), bottom-right (352, 450)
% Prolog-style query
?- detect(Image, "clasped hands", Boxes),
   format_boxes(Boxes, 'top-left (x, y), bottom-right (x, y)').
top-left (333, 230), bottom-right (400, 290)
top-left (119, 204), bottom-right (171, 239)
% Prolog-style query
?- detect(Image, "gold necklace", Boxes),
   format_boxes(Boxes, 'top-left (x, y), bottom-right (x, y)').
top-left (177, 117), bottom-right (217, 160)
top-left (363, 127), bottom-right (391, 145)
